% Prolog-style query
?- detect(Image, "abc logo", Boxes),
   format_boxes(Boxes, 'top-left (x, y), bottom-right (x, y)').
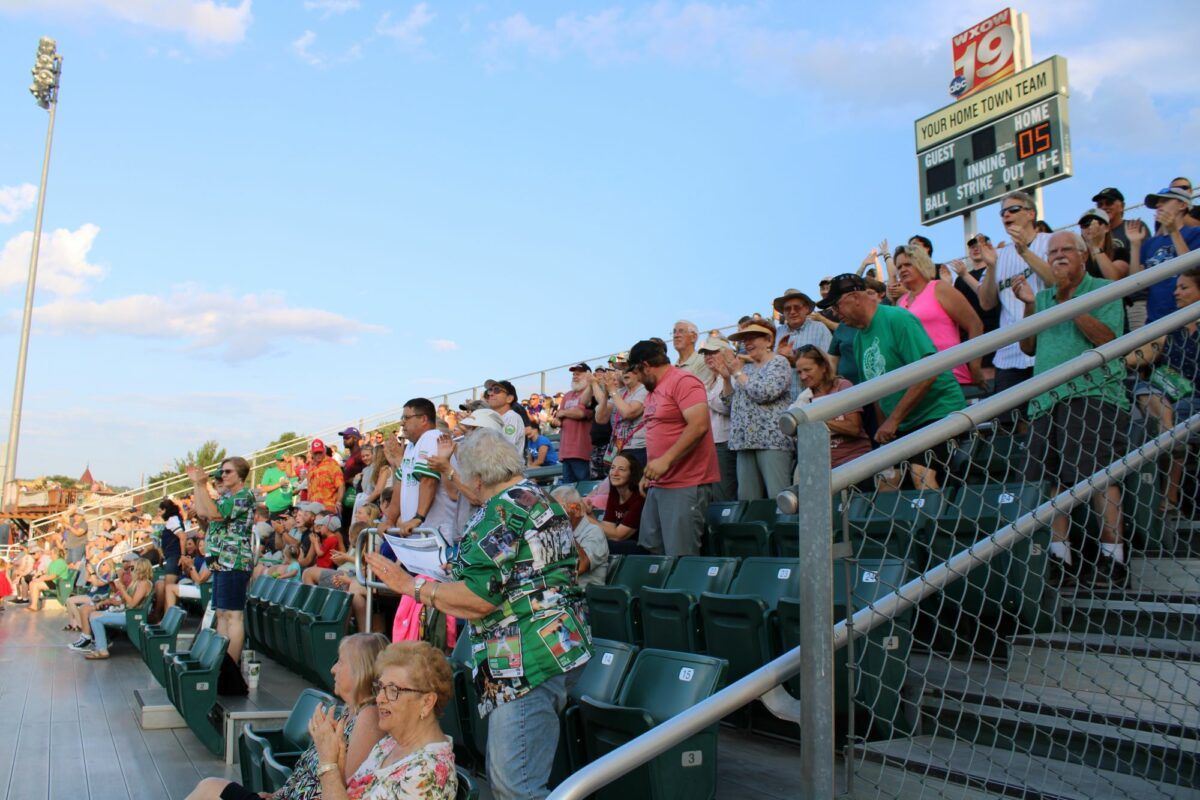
top-left (948, 75), bottom-right (968, 97)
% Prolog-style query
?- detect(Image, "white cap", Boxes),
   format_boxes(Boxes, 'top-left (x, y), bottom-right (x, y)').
top-left (459, 408), bottom-right (505, 432)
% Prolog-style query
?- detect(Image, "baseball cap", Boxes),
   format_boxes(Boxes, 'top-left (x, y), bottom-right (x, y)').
top-left (319, 515), bottom-right (342, 532)
top-left (1092, 187), bottom-right (1124, 203)
top-left (1078, 207), bottom-right (1110, 226)
top-left (817, 273), bottom-right (868, 309)
top-left (310, 438), bottom-right (325, 453)
top-left (568, 362), bottom-right (591, 372)
top-left (1145, 187), bottom-right (1192, 209)
top-left (299, 501), bottom-right (326, 514)
top-left (627, 340), bottom-right (667, 369)
top-left (458, 398), bottom-right (487, 412)
top-left (337, 427), bottom-right (361, 439)
top-left (274, 450), bottom-right (287, 461)
top-left (491, 380), bottom-right (517, 398)
top-left (459, 408), bottom-right (505, 432)
top-left (608, 352), bottom-right (629, 366)
top-left (697, 334), bottom-right (733, 353)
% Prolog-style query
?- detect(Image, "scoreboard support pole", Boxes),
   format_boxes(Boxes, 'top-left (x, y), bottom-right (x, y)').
top-left (1033, 185), bottom-right (1045, 224)
top-left (962, 209), bottom-right (978, 243)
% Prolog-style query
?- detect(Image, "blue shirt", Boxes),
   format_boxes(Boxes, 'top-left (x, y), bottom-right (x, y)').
top-left (527, 435), bottom-right (559, 466)
top-left (1142, 227), bottom-right (1200, 323)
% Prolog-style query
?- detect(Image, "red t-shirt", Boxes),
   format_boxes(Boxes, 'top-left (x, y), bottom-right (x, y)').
top-left (644, 366), bottom-right (720, 489)
top-left (315, 534), bottom-right (342, 569)
top-left (604, 488), bottom-right (644, 533)
top-left (557, 389), bottom-right (593, 461)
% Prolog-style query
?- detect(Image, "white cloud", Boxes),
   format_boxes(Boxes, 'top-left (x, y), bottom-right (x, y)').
top-left (30, 285), bottom-right (386, 361)
top-left (376, 2), bottom-right (434, 50)
top-left (428, 338), bottom-right (458, 351)
top-left (303, 0), bottom-right (359, 17)
top-left (5, 0), bottom-right (253, 46)
top-left (0, 184), bottom-right (38, 225)
top-left (0, 224), bottom-right (106, 296)
top-left (291, 30), bottom-right (322, 65)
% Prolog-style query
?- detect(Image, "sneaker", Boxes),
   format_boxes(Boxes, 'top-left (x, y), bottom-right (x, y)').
top-left (1047, 556), bottom-right (1077, 588)
top-left (1091, 556), bottom-right (1129, 590)
top-left (8, 597), bottom-right (30, 605)
top-left (69, 636), bottom-right (93, 652)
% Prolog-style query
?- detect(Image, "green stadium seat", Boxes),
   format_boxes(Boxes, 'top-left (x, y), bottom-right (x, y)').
top-left (125, 594), bottom-right (154, 654)
top-left (585, 556), bottom-right (675, 643)
top-left (578, 649), bottom-right (727, 800)
top-left (640, 557), bottom-right (738, 652)
top-left (440, 634), bottom-right (477, 764)
top-left (558, 638), bottom-right (638, 777)
top-left (1124, 458), bottom-right (1167, 553)
top-left (238, 688), bottom-right (336, 790)
top-left (605, 554), bottom-right (623, 583)
top-left (574, 480), bottom-right (602, 497)
top-left (171, 632), bottom-right (229, 755)
top-left (140, 606), bottom-right (187, 685)
top-left (713, 522), bottom-right (772, 558)
top-left (262, 581), bottom-right (304, 660)
top-left (301, 589), bottom-right (353, 690)
top-left (934, 481), bottom-right (1051, 635)
top-left (246, 577), bottom-right (280, 650)
top-left (455, 767), bottom-right (479, 800)
top-left (699, 557), bottom-right (802, 683)
top-left (282, 586), bottom-right (328, 672)
top-left (704, 501), bottom-right (742, 556)
top-left (159, 627), bottom-right (215, 689)
top-left (54, 568), bottom-right (79, 608)
top-left (773, 496), bottom-right (847, 559)
top-left (261, 748), bottom-right (293, 793)
top-left (845, 488), bottom-right (943, 561)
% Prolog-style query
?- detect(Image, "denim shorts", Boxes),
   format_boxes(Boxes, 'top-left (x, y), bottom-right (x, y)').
top-left (212, 569), bottom-right (251, 611)
top-left (161, 556), bottom-right (181, 577)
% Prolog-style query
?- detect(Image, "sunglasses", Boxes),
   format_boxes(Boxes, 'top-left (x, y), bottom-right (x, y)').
top-left (966, 236), bottom-right (989, 247)
top-left (220, 469), bottom-right (235, 475)
top-left (1000, 204), bottom-right (1031, 216)
top-left (486, 387), bottom-right (507, 395)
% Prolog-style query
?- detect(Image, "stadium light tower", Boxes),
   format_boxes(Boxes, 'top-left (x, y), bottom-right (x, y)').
top-left (2, 38), bottom-right (63, 507)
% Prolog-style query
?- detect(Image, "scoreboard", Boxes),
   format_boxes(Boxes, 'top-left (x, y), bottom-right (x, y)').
top-left (916, 93), bottom-right (1071, 225)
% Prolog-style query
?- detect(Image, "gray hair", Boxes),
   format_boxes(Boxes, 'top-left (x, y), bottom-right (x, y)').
top-left (674, 320), bottom-right (699, 336)
top-left (1050, 230), bottom-right (1088, 253)
top-left (550, 485), bottom-right (582, 505)
top-left (1003, 190), bottom-right (1036, 210)
top-left (456, 429), bottom-right (526, 487)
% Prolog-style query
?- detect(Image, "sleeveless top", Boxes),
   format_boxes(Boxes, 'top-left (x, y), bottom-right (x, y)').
top-left (899, 281), bottom-right (971, 384)
top-left (273, 705), bottom-right (369, 800)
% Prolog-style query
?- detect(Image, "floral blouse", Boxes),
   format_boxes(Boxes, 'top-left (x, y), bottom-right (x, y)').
top-left (726, 354), bottom-right (795, 451)
top-left (346, 737), bottom-right (456, 800)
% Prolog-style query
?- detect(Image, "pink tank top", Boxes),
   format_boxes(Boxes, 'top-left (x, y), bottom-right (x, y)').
top-left (899, 281), bottom-right (971, 384)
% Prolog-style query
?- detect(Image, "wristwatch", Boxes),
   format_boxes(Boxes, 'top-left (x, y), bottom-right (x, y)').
top-left (413, 577), bottom-right (427, 603)
top-left (316, 763), bottom-right (339, 778)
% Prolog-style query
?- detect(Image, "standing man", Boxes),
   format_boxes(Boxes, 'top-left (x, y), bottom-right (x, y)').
top-left (978, 191), bottom-right (1054, 402)
top-left (306, 439), bottom-right (344, 514)
top-left (1129, 186), bottom-right (1200, 325)
top-left (63, 508), bottom-right (89, 569)
top-left (383, 398), bottom-right (459, 542)
top-left (626, 339), bottom-right (719, 556)
top-left (338, 426), bottom-right (365, 528)
top-left (671, 320), bottom-right (713, 385)
top-left (820, 274), bottom-right (966, 489)
top-left (1093, 187), bottom-right (1145, 328)
top-left (554, 363), bottom-right (595, 483)
top-left (1014, 231), bottom-right (1129, 587)
top-left (485, 380), bottom-right (526, 453)
top-left (258, 451), bottom-right (293, 518)
top-left (774, 288), bottom-right (833, 399)
top-left (187, 457), bottom-right (255, 664)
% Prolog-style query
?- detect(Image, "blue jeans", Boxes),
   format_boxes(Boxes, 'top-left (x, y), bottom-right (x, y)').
top-left (486, 672), bottom-right (570, 800)
top-left (561, 458), bottom-right (591, 483)
top-left (91, 610), bottom-right (126, 651)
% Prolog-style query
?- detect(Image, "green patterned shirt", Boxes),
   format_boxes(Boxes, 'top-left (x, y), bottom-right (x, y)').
top-left (451, 480), bottom-right (592, 718)
top-left (207, 486), bottom-right (256, 571)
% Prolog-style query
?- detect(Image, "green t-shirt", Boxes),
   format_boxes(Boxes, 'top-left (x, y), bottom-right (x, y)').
top-left (261, 465), bottom-right (293, 513)
top-left (47, 558), bottom-right (70, 581)
top-left (207, 487), bottom-right (256, 572)
top-left (855, 304), bottom-right (966, 432)
top-left (451, 480), bottom-right (592, 719)
top-left (1028, 273), bottom-right (1130, 420)
top-left (829, 322), bottom-right (860, 384)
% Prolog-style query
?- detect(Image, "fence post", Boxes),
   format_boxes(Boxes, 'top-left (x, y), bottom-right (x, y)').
top-left (793, 421), bottom-right (835, 797)
top-left (540, 371), bottom-right (547, 396)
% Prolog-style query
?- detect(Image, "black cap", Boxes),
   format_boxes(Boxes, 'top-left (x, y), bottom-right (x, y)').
top-left (494, 380), bottom-right (517, 398)
top-left (1092, 187), bottom-right (1124, 203)
top-left (627, 339), bottom-right (667, 368)
top-left (817, 273), bottom-right (867, 309)
top-left (568, 362), bottom-right (591, 372)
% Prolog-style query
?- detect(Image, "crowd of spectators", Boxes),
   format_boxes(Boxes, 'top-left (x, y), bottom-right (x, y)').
top-left (4, 177), bottom-right (1197, 800)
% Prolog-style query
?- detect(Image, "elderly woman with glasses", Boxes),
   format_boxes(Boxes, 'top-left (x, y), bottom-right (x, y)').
top-left (187, 633), bottom-right (390, 800)
top-left (366, 429), bottom-right (591, 800)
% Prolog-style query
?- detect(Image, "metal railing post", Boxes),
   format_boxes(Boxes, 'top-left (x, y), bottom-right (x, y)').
top-left (793, 421), bottom-right (835, 797)
top-left (540, 371), bottom-right (547, 396)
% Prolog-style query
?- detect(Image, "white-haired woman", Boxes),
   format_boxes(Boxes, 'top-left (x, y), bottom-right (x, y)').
top-left (366, 429), bottom-right (591, 800)
top-left (896, 244), bottom-right (987, 388)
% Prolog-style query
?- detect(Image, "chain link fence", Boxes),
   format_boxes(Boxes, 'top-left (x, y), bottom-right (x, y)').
top-left (833, 335), bottom-right (1200, 798)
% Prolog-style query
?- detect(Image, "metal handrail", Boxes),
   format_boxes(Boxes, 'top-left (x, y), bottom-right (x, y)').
top-left (92, 539), bottom-right (155, 582)
top-left (781, 246), bottom-right (1200, 433)
top-left (549, 410), bottom-right (1200, 800)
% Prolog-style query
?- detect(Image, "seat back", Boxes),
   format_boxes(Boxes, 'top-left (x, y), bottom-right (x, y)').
top-left (318, 589), bottom-right (352, 622)
top-left (660, 557), bottom-right (737, 596)
top-left (200, 631), bottom-right (229, 669)
top-left (126, 594), bottom-right (154, 651)
top-left (455, 766), bottom-right (479, 800)
top-left (263, 578), bottom-right (288, 605)
top-left (616, 649), bottom-right (727, 724)
top-left (609, 555), bottom-right (674, 592)
top-left (705, 501), bottom-right (742, 535)
top-left (159, 606), bottom-right (187, 636)
top-left (282, 688), bottom-right (337, 751)
top-left (297, 585), bottom-right (327, 615)
top-left (846, 489), bottom-right (942, 559)
top-left (574, 480), bottom-right (601, 497)
top-left (275, 581), bottom-right (302, 609)
top-left (728, 557), bottom-right (801, 610)
top-left (739, 499), bottom-right (777, 523)
top-left (568, 639), bottom-right (638, 705)
top-left (261, 749), bottom-right (294, 793)
top-left (248, 575), bottom-right (273, 602)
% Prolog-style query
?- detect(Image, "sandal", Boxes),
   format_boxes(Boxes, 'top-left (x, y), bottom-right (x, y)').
top-left (63, 624), bottom-right (81, 632)
top-left (84, 651), bottom-right (110, 660)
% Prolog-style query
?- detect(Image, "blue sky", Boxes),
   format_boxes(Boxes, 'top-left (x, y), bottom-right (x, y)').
top-left (0, 0), bottom-right (1197, 486)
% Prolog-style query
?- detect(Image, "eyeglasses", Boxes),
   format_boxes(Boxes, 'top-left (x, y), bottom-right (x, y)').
top-left (400, 414), bottom-right (421, 421)
top-left (1000, 204), bottom-right (1031, 216)
top-left (372, 680), bottom-right (429, 702)
top-left (220, 469), bottom-right (235, 475)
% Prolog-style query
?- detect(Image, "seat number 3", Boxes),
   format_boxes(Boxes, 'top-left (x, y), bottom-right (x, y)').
top-left (682, 750), bottom-right (703, 767)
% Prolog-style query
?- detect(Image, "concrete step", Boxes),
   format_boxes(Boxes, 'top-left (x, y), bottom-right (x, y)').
top-left (851, 735), bottom-right (1197, 799)
top-left (918, 693), bottom-right (1199, 786)
top-left (1058, 597), bottom-right (1200, 640)
top-left (1130, 558), bottom-right (1200, 595)
top-left (1008, 632), bottom-right (1200, 707)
